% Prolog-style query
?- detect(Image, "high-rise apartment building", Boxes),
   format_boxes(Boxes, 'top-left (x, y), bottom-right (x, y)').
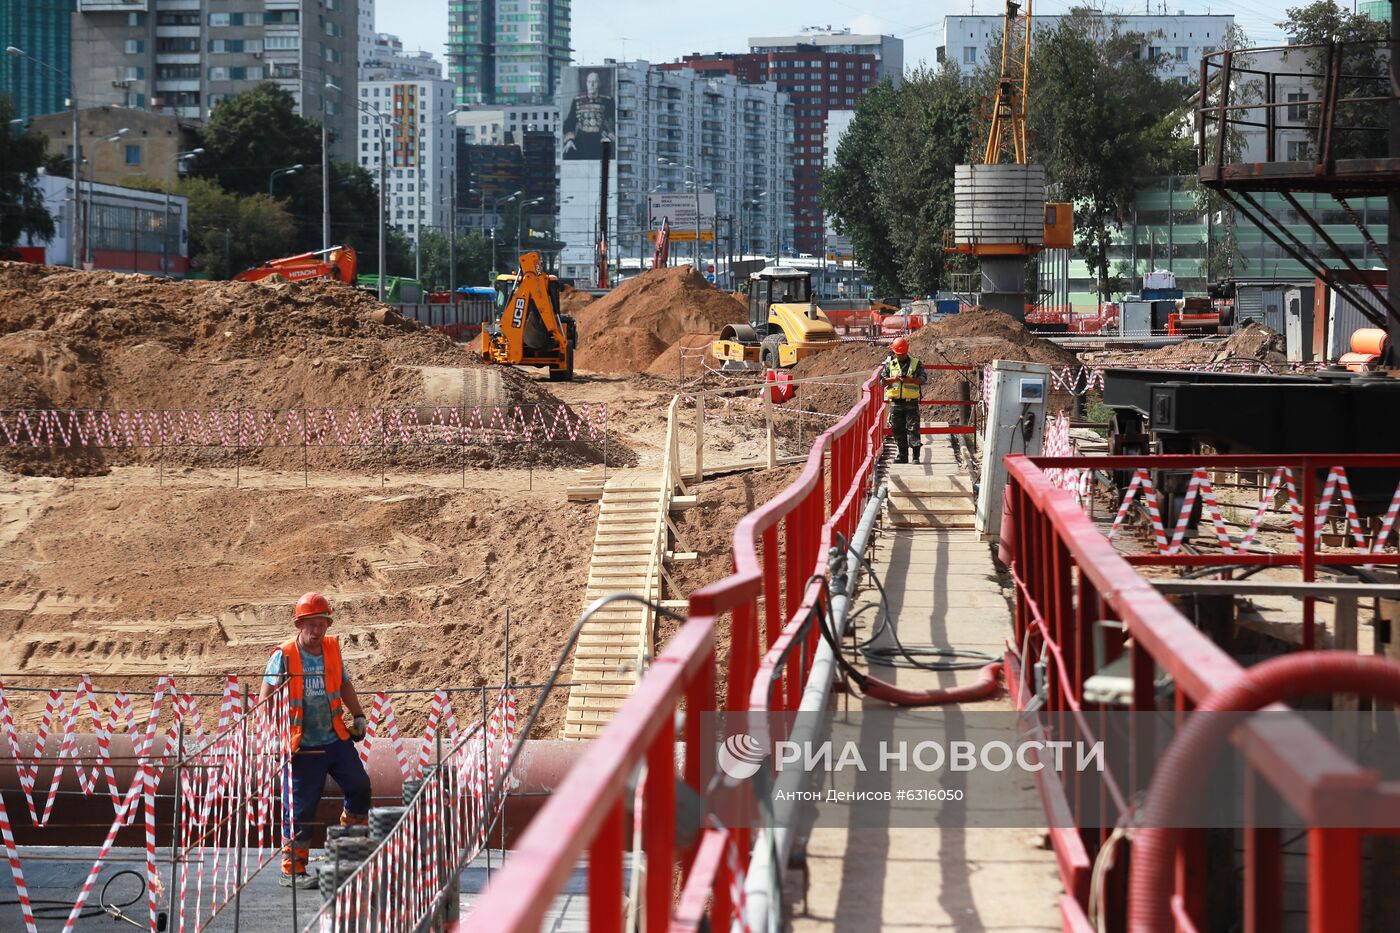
top-left (358, 0), bottom-right (375, 76)
top-left (556, 61), bottom-right (794, 283)
top-left (455, 104), bottom-right (558, 145)
top-left (939, 13), bottom-right (1234, 86)
top-left (68, 0), bottom-right (357, 159)
top-left (356, 77), bottom-right (456, 245)
top-left (362, 33), bottom-right (443, 81)
top-left (447, 0), bottom-right (570, 105)
top-left (1, 0), bottom-right (74, 122)
top-left (658, 28), bottom-right (901, 255)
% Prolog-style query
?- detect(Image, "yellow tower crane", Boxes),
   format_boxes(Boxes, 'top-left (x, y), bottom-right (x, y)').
top-left (948, 0), bottom-right (1072, 321)
top-left (983, 0), bottom-right (1033, 166)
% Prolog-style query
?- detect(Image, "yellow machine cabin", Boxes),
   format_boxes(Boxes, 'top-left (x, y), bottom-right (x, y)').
top-left (480, 252), bottom-right (577, 381)
top-left (711, 267), bottom-right (839, 370)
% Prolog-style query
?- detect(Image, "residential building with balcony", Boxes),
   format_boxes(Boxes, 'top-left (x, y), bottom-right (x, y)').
top-left (556, 61), bottom-right (794, 284)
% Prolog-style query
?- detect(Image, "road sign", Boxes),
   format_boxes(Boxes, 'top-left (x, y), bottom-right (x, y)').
top-left (648, 192), bottom-right (715, 243)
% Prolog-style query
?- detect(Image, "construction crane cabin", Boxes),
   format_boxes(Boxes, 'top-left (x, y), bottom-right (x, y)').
top-left (949, 0), bottom-right (1073, 321)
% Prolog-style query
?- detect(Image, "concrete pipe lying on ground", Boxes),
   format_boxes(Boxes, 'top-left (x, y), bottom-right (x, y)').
top-left (0, 734), bottom-right (584, 848)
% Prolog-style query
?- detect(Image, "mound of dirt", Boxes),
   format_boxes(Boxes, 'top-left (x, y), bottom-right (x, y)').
top-left (0, 475), bottom-right (599, 738)
top-left (793, 308), bottom-right (1080, 414)
top-left (644, 333), bottom-right (726, 377)
top-left (0, 263), bottom-right (626, 475)
top-left (573, 266), bottom-right (747, 372)
top-left (558, 283), bottom-right (595, 318)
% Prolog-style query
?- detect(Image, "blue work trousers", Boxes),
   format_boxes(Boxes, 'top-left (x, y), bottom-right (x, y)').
top-left (282, 738), bottom-right (372, 846)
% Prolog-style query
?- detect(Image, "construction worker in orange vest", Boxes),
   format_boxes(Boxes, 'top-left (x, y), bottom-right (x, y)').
top-left (882, 336), bottom-right (926, 463)
top-left (259, 592), bottom-right (371, 889)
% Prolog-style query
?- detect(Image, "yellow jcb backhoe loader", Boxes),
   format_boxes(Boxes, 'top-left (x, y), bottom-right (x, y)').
top-left (711, 267), bottom-right (839, 371)
top-left (480, 251), bottom-right (578, 381)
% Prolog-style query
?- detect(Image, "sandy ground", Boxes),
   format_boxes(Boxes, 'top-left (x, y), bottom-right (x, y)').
top-left (0, 369), bottom-right (803, 737)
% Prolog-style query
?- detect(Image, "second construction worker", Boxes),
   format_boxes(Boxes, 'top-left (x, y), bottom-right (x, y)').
top-left (883, 336), bottom-right (926, 463)
top-left (260, 591), bottom-right (371, 888)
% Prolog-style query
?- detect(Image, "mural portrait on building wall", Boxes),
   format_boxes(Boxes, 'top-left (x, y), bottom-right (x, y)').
top-left (562, 67), bottom-right (615, 161)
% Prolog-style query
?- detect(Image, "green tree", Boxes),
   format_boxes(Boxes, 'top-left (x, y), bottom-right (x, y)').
top-left (875, 64), bottom-right (974, 296)
top-left (0, 95), bottom-right (55, 249)
top-left (196, 83), bottom-right (321, 198)
top-left (820, 80), bottom-right (903, 295)
top-left (1278, 1), bottom-right (1390, 160)
top-left (418, 229), bottom-right (492, 291)
top-left (195, 84), bottom-right (389, 263)
top-left (176, 176), bottom-right (297, 279)
top-left (1029, 11), bottom-right (1191, 300)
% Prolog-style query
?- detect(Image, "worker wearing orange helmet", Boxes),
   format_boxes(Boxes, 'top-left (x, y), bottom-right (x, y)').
top-left (259, 592), bottom-right (371, 889)
top-left (882, 336), bottom-right (926, 463)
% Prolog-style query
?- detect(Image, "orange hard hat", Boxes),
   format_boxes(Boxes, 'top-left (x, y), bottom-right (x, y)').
top-left (891, 337), bottom-right (909, 355)
top-left (294, 592), bottom-right (332, 624)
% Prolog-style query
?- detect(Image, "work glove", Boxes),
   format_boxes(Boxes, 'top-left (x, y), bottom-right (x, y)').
top-left (349, 715), bottom-right (367, 742)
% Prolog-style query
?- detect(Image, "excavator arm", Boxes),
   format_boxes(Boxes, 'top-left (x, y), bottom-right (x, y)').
top-left (652, 218), bottom-right (671, 269)
top-left (233, 246), bottom-right (357, 283)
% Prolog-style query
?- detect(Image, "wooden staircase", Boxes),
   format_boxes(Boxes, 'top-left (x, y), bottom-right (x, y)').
top-left (563, 399), bottom-right (690, 740)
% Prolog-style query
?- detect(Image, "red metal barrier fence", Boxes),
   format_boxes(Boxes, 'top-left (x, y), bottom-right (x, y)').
top-left (1003, 453), bottom-right (1400, 933)
top-left (462, 371), bottom-right (888, 932)
top-left (1036, 454), bottom-right (1400, 649)
top-left (304, 690), bottom-right (517, 933)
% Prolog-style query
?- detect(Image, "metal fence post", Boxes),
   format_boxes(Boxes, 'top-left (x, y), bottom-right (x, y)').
top-left (168, 728), bottom-right (183, 932)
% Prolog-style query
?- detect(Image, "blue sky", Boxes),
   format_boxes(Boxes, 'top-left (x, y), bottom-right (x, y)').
top-left (379, 0), bottom-right (1290, 76)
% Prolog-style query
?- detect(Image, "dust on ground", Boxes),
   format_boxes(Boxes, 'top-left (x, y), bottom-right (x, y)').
top-left (572, 266), bottom-right (746, 373)
top-left (0, 264), bottom-right (814, 739)
top-left (658, 464), bottom-right (806, 700)
top-left (1085, 322), bottom-right (1287, 369)
top-left (0, 262), bottom-right (626, 476)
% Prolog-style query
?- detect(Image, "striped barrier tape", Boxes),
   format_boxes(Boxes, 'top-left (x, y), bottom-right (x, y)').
top-left (306, 689), bottom-right (516, 933)
top-left (1102, 464), bottom-right (1400, 560)
top-left (357, 688), bottom-right (472, 783)
top-left (0, 676), bottom-right (240, 827)
top-left (175, 688), bottom-right (290, 933)
top-left (0, 405), bottom-right (608, 449)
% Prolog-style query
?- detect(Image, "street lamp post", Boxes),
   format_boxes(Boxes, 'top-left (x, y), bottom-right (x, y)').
top-left (7, 46), bottom-right (80, 268)
top-left (322, 82), bottom-right (334, 251)
top-left (269, 164), bottom-right (302, 196)
top-left (517, 196), bottom-right (543, 260)
top-left (411, 105), bottom-right (467, 285)
top-left (493, 190), bottom-right (523, 276)
top-left (85, 128), bottom-right (129, 268)
top-left (163, 147), bottom-right (202, 275)
top-left (327, 85), bottom-right (389, 300)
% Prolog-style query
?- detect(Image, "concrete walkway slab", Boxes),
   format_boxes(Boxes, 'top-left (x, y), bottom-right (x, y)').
top-left (788, 457), bottom-right (1062, 931)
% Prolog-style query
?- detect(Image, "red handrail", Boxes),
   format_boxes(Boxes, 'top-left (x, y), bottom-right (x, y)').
top-left (464, 372), bottom-right (886, 932)
top-left (1003, 453), bottom-right (1400, 932)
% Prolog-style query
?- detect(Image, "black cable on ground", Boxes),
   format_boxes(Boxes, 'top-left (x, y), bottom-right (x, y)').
top-left (0, 868), bottom-right (145, 920)
top-left (834, 531), bottom-right (996, 672)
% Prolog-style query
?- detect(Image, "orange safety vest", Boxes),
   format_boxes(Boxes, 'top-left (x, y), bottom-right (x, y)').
top-left (277, 635), bottom-right (351, 753)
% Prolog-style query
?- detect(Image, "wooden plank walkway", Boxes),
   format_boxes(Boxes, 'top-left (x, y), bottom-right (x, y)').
top-left (562, 470), bottom-right (670, 740)
top-left (792, 436), bottom-right (1063, 931)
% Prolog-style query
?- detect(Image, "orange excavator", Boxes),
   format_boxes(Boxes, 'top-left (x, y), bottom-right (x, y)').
top-left (233, 246), bottom-right (357, 284)
top-left (480, 251), bottom-right (577, 380)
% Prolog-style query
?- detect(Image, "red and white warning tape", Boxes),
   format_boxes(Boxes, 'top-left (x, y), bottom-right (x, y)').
top-left (0, 404), bottom-right (608, 449)
top-left (1102, 464), bottom-right (1400, 560)
top-left (307, 689), bottom-right (517, 933)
